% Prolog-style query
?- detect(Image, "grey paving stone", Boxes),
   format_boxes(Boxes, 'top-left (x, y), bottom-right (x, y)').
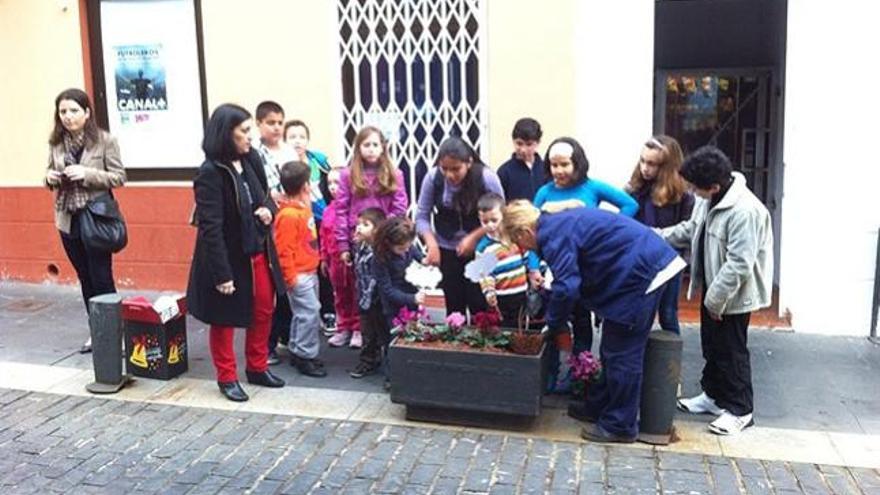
top-left (823, 472), bottom-right (862, 495)
top-left (316, 465), bottom-right (355, 490)
top-left (851, 468), bottom-right (880, 488)
top-left (184, 474), bottom-right (230, 495)
top-left (736, 458), bottom-right (769, 479)
top-left (789, 462), bottom-right (833, 495)
top-left (248, 478), bottom-right (283, 495)
top-left (430, 475), bottom-right (464, 493)
top-left (658, 451), bottom-right (708, 473)
top-left (338, 476), bottom-right (376, 495)
top-left (280, 471), bottom-right (321, 494)
top-left (765, 461), bottom-right (800, 492)
top-left (374, 471), bottom-right (408, 493)
top-left (741, 473), bottom-right (774, 495)
top-left (408, 464), bottom-right (443, 487)
top-left (461, 468), bottom-right (492, 493)
top-left (491, 463), bottom-right (522, 486)
top-left (355, 458), bottom-right (390, 480)
top-left (173, 461), bottom-right (216, 485)
top-left (659, 469), bottom-right (713, 494)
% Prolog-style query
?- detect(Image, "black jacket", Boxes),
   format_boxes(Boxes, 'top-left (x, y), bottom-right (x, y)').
top-left (186, 150), bottom-right (285, 327)
top-left (373, 245), bottom-right (423, 319)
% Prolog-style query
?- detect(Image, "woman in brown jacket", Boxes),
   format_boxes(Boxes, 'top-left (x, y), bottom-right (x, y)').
top-left (45, 88), bottom-right (126, 353)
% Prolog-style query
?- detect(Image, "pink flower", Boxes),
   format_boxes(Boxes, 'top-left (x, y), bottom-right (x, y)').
top-left (568, 351), bottom-right (602, 383)
top-left (445, 312), bottom-right (466, 328)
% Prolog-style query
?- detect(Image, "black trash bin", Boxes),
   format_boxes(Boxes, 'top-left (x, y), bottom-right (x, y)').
top-left (122, 295), bottom-right (188, 380)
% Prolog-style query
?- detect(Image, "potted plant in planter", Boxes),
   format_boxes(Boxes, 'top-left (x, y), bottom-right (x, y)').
top-left (388, 306), bottom-right (546, 421)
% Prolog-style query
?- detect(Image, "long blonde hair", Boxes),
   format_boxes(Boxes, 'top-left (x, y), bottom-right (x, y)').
top-left (350, 126), bottom-right (398, 198)
top-left (627, 135), bottom-right (687, 207)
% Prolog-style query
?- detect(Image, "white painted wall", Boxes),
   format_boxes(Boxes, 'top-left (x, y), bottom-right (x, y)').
top-left (573, 1), bottom-right (655, 190)
top-left (781, 1), bottom-right (880, 335)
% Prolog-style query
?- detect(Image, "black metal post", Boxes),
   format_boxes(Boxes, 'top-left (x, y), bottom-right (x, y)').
top-left (85, 293), bottom-right (129, 394)
top-left (639, 330), bottom-right (683, 445)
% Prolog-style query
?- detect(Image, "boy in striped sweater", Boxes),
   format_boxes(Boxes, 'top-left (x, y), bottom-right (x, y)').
top-left (475, 193), bottom-right (543, 328)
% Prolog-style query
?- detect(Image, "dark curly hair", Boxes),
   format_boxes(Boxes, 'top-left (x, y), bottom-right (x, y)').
top-left (680, 145), bottom-right (733, 189)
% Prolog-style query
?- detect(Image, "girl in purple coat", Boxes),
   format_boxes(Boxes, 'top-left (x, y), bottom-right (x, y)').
top-left (625, 135), bottom-right (694, 334)
top-left (334, 127), bottom-right (409, 346)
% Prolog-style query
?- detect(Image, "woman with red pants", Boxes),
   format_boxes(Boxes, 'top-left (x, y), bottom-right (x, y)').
top-left (187, 103), bottom-right (287, 402)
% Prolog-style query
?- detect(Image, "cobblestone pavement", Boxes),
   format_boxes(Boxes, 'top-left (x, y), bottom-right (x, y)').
top-left (1, 389), bottom-right (879, 495)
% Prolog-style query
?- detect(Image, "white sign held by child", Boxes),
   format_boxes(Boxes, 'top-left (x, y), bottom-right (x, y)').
top-left (464, 251), bottom-right (498, 283)
top-left (405, 261), bottom-right (443, 290)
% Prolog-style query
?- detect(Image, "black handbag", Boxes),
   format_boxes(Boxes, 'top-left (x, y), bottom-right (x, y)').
top-left (79, 192), bottom-right (128, 253)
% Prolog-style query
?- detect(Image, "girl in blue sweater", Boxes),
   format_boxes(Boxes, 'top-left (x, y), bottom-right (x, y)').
top-left (533, 137), bottom-right (638, 216)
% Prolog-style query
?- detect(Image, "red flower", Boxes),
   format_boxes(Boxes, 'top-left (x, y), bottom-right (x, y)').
top-left (473, 311), bottom-right (501, 332)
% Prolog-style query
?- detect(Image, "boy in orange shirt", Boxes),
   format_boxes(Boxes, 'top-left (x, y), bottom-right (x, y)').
top-left (275, 161), bottom-right (325, 377)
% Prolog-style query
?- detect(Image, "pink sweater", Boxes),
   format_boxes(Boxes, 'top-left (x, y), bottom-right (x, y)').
top-left (334, 166), bottom-right (409, 252)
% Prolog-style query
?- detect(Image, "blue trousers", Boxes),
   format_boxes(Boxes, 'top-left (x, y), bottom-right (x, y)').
top-left (584, 285), bottom-right (664, 438)
top-left (656, 271), bottom-right (682, 334)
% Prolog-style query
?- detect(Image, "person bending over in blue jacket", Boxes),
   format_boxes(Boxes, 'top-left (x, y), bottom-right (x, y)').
top-left (503, 200), bottom-right (685, 443)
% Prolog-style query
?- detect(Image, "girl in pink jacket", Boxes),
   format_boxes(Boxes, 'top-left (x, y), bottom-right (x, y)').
top-left (332, 126), bottom-right (408, 347)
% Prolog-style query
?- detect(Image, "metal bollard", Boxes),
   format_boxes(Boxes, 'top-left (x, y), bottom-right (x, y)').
top-left (85, 293), bottom-right (129, 394)
top-left (638, 330), bottom-right (683, 445)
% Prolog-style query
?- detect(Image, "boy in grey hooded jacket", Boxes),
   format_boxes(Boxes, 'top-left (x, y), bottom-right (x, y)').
top-left (659, 146), bottom-right (773, 436)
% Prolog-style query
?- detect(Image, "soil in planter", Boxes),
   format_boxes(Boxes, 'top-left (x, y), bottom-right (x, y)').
top-left (394, 337), bottom-right (544, 356)
top-left (394, 340), bottom-right (512, 354)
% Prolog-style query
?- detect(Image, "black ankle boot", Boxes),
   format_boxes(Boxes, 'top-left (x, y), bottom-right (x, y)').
top-left (290, 355), bottom-right (327, 377)
top-left (217, 381), bottom-right (249, 402)
top-left (246, 369), bottom-right (285, 388)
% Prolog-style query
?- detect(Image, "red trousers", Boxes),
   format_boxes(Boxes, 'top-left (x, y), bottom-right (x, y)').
top-left (209, 253), bottom-right (274, 382)
top-left (328, 256), bottom-right (360, 333)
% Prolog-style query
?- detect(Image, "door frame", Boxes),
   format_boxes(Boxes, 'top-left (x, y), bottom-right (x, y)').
top-left (654, 66), bottom-right (785, 286)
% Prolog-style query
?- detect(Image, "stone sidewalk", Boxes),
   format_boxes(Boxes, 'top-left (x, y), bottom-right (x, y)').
top-left (2, 388), bottom-right (879, 495)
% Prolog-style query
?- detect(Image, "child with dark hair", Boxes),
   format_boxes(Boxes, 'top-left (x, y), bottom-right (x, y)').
top-left (497, 117), bottom-right (549, 202)
top-left (415, 136), bottom-right (505, 316)
top-left (349, 207), bottom-right (388, 378)
top-left (254, 101), bottom-right (294, 199)
top-left (284, 119), bottom-right (337, 336)
top-left (474, 192), bottom-right (543, 329)
top-left (373, 217), bottom-right (426, 324)
top-left (275, 161), bottom-right (325, 378)
top-left (253, 101), bottom-right (296, 365)
top-left (534, 137), bottom-right (638, 215)
top-left (660, 145), bottom-right (773, 436)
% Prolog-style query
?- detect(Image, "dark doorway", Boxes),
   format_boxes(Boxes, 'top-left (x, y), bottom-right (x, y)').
top-left (654, 0), bottom-right (788, 325)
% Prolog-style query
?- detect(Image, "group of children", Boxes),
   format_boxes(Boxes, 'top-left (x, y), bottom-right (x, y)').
top-left (254, 101), bottom-right (695, 391)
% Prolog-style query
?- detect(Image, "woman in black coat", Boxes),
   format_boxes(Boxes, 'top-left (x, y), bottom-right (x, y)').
top-left (187, 103), bottom-right (287, 402)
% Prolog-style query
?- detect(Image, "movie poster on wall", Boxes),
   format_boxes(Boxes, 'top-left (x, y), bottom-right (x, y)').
top-left (114, 43), bottom-right (169, 123)
top-left (101, 0), bottom-right (204, 169)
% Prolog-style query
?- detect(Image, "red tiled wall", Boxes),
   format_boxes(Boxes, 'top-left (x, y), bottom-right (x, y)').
top-left (0, 187), bottom-right (195, 291)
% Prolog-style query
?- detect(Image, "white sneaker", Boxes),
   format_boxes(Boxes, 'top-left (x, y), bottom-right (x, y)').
top-left (677, 392), bottom-right (725, 415)
top-left (328, 330), bottom-right (351, 347)
top-left (349, 331), bottom-right (363, 349)
top-left (708, 411), bottom-right (754, 435)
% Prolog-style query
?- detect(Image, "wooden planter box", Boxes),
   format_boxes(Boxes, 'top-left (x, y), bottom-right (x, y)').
top-left (389, 337), bottom-right (546, 423)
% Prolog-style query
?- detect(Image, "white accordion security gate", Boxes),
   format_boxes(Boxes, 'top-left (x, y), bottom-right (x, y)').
top-left (336, 0), bottom-right (487, 208)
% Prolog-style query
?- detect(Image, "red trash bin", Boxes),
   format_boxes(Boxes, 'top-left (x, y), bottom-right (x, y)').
top-left (122, 295), bottom-right (188, 380)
